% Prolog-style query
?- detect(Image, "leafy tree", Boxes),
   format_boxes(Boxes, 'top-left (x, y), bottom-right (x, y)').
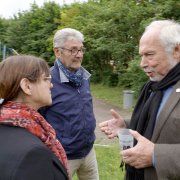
top-left (5, 2), bottom-right (61, 64)
top-left (0, 18), bottom-right (10, 60)
top-left (1, 0), bottom-right (178, 89)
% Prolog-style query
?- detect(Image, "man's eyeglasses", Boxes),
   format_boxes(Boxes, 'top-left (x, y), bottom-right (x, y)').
top-left (59, 47), bottom-right (86, 56)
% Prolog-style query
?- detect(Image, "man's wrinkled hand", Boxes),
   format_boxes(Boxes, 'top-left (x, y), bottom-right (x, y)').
top-left (99, 109), bottom-right (126, 139)
top-left (121, 130), bottom-right (154, 169)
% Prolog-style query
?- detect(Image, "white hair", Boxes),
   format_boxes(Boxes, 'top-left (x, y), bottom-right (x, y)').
top-left (144, 20), bottom-right (180, 54)
top-left (53, 28), bottom-right (84, 48)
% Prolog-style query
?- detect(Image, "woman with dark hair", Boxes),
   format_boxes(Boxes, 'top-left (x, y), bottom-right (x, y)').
top-left (0, 55), bottom-right (69, 180)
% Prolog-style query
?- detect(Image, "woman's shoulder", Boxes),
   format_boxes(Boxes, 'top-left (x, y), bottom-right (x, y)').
top-left (0, 125), bottom-right (68, 180)
top-left (0, 125), bottom-right (48, 154)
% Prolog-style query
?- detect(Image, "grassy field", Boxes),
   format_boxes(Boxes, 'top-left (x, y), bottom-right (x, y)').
top-left (95, 144), bottom-right (125, 180)
top-left (73, 144), bottom-right (125, 180)
top-left (72, 83), bottom-right (126, 180)
top-left (91, 83), bottom-right (125, 108)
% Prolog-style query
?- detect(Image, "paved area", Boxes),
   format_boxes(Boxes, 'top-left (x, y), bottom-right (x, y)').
top-left (93, 97), bottom-right (132, 145)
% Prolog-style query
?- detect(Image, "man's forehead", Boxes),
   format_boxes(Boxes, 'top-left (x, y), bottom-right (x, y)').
top-left (64, 39), bottom-right (83, 47)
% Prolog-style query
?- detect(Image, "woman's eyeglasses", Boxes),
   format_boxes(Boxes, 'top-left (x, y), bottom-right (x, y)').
top-left (43, 76), bottom-right (52, 82)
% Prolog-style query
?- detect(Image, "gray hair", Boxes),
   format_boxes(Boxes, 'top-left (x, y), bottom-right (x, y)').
top-left (53, 28), bottom-right (84, 48)
top-left (144, 20), bottom-right (180, 54)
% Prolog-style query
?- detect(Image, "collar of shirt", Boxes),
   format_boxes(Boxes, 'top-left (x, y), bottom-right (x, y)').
top-left (56, 59), bottom-right (91, 83)
top-left (156, 86), bottom-right (173, 119)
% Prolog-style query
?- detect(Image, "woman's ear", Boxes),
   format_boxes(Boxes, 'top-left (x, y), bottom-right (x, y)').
top-left (20, 78), bottom-right (32, 95)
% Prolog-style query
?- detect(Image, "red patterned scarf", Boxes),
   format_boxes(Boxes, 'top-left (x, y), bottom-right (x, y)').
top-left (0, 101), bottom-right (68, 173)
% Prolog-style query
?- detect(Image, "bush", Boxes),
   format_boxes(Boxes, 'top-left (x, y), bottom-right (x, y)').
top-left (108, 73), bottom-right (119, 87)
top-left (91, 71), bottom-right (102, 84)
top-left (119, 56), bottom-right (148, 97)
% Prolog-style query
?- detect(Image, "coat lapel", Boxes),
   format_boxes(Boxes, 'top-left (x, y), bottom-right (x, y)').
top-left (151, 81), bottom-right (180, 142)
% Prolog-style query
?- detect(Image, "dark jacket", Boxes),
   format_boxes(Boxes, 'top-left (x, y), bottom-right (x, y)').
top-left (40, 61), bottom-right (96, 160)
top-left (0, 125), bottom-right (68, 180)
top-left (144, 80), bottom-right (180, 180)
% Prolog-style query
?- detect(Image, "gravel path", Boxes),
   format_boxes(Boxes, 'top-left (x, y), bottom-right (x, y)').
top-left (93, 97), bottom-right (132, 146)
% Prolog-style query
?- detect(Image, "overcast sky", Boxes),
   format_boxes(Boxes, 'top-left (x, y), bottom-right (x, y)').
top-left (0, 0), bottom-right (87, 19)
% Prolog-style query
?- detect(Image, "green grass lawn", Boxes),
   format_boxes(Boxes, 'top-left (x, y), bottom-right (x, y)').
top-left (73, 144), bottom-right (125, 180)
top-left (95, 144), bottom-right (125, 180)
top-left (91, 83), bottom-right (125, 108)
top-left (91, 83), bottom-right (136, 110)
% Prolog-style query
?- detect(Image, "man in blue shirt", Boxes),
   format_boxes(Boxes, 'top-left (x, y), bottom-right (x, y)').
top-left (99, 19), bottom-right (180, 180)
top-left (40, 28), bottom-right (99, 180)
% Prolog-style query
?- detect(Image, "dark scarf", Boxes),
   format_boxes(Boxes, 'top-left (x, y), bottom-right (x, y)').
top-left (56, 59), bottom-right (83, 87)
top-left (126, 63), bottom-right (180, 180)
top-left (0, 101), bottom-right (69, 177)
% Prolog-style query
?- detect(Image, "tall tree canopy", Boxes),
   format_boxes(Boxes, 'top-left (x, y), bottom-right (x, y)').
top-left (0, 0), bottom-right (179, 91)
